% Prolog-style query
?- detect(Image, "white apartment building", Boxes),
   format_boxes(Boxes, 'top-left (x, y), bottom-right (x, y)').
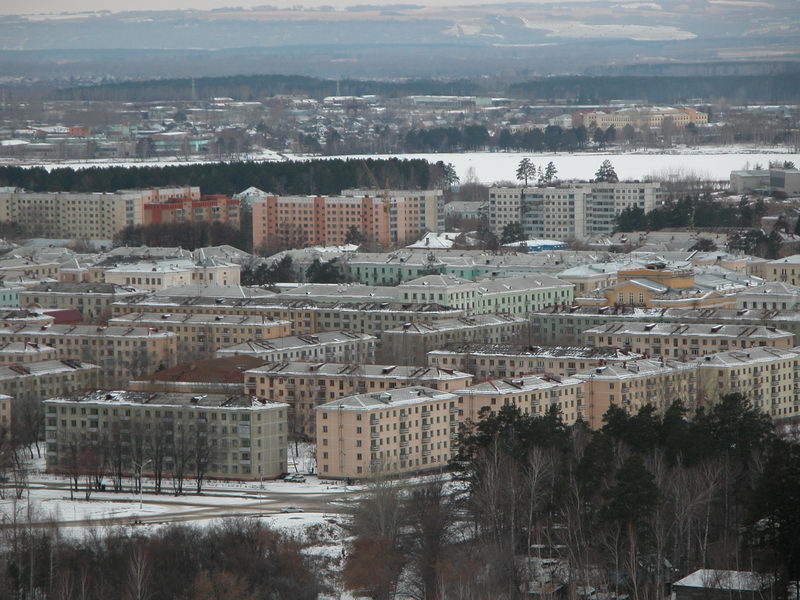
top-left (488, 182), bottom-right (660, 241)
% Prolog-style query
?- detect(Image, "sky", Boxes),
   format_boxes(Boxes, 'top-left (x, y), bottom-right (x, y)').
top-left (1, 0), bottom-right (592, 16)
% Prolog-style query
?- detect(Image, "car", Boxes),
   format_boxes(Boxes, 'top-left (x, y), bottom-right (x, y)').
top-left (284, 474), bottom-right (306, 483)
top-left (280, 506), bottom-right (305, 513)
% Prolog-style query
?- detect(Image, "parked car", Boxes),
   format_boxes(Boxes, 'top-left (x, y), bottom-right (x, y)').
top-left (284, 474), bottom-right (306, 483)
top-left (280, 506), bottom-right (304, 513)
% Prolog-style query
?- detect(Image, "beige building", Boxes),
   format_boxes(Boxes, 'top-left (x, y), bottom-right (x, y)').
top-left (0, 324), bottom-right (178, 385)
top-left (112, 293), bottom-right (463, 338)
top-left (246, 362), bottom-right (472, 439)
top-left (0, 341), bottom-right (58, 365)
top-left (20, 282), bottom-right (142, 320)
top-left (129, 355), bottom-right (266, 395)
top-left (584, 323), bottom-right (794, 359)
top-left (574, 359), bottom-right (697, 429)
top-left (378, 314), bottom-right (530, 366)
top-left (763, 255), bottom-right (800, 286)
top-left (44, 390), bottom-right (288, 481)
top-left (108, 312), bottom-right (292, 361)
top-left (101, 258), bottom-right (240, 291)
top-left (574, 107), bottom-right (708, 130)
top-left (217, 331), bottom-right (376, 364)
top-left (316, 386), bottom-right (458, 479)
top-left (695, 347), bottom-right (800, 422)
top-left (0, 359), bottom-right (101, 404)
top-left (456, 374), bottom-right (584, 425)
top-left (428, 343), bottom-right (640, 379)
top-left (0, 186), bottom-right (199, 240)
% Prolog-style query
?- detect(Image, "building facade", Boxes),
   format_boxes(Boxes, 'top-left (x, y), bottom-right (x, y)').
top-left (316, 387), bottom-right (458, 479)
top-left (44, 391), bottom-right (288, 480)
top-left (216, 331), bottom-right (376, 364)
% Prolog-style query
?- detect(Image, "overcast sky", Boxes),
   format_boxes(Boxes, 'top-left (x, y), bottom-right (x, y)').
top-left (2, 0), bottom-right (574, 16)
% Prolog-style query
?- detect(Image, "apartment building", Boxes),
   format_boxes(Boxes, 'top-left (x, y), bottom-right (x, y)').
top-left (252, 189), bottom-right (445, 251)
top-left (736, 282), bottom-right (800, 310)
top-left (217, 331), bottom-right (376, 364)
top-left (379, 314), bottom-right (531, 366)
top-left (112, 293), bottom-right (463, 337)
top-left (487, 182), bottom-right (660, 241)
top-left (762, 255), bottom-right (800, 286)
top-left (246, 362), bottom-right (472, 438)
top-left (573, 107), bottom-right (708, 129)
top-left (0, 186), bottom-right (199, 240)
top-left (0, 324), bottom-right (178, 385)
top-left (428, 343), bottom-right (640, 380)
top-left (0, 342), bottom-right (58, 364)
top-left (0, 359), bottom-right (100, 404)
top-left (20, 282), bottom-right (142, 319)
top-left (574, 359), bottom-right (697, 428)
top-left (253, 194), bottom-right (391, 251)
top-left (584, 323), bottom-right (794, 359)
top-left (695, 347), bottom-right (800, 421)
top-left (0, 394), bottom-right (10, 431)
top-left (143, 195), bottom-right (240, 228)
top-left (342, 188), bottom-right (445, 243)
top-left (316, 386), bottom-right (458, 479)
top-left (108, 312), bottom-right (292, 361)
top-left (455, 374), bottom-right (584, 425)
top-left (101, 258), bottom-right (240, 291)
top-left (44, 391), bottom-right (289, 480)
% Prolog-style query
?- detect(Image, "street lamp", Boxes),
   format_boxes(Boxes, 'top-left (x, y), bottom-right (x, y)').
top-left (133, 458), bottom-right (152, 511)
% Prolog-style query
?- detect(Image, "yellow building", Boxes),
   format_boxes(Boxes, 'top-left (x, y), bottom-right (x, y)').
top-left (574, 359), bottom-right (697, 428)
top-left (455, 374), bottom-right (585, 425)
top-left (246, 362), bottom-right (472, 439)
top-left (695, 347), bottom-right (800, 421)
top-left (316, 387), bottom-right (458, 479)
top-left (585, 322), bottom-right (795, 359)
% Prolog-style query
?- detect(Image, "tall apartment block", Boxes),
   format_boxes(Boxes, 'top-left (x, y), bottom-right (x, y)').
top-left (488, 182), bottom-right (660, 241)
top-left (44, 391), bottom-right (289, 480)
top-left (252, 189), bottom-right (444, 251)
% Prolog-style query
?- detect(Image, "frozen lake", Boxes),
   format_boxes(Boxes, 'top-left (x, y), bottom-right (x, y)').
top-left (323, 146), bottom-right (799, 184)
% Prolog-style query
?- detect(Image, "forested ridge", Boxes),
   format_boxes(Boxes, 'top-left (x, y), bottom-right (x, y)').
top-left (50, 73), bottom-right (800, 103)
top-left (0, 158), bottom-right (440, 195)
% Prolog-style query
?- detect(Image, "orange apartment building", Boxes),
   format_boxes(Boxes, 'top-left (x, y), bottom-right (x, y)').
top-left (245, 361), bottom-right (472, 438)
top-left (143, 195), bottom-right (241, 228)
top-left (253, 195), bottom-right (391, 251)
top-left (316, 386), bottom-right (459, 479)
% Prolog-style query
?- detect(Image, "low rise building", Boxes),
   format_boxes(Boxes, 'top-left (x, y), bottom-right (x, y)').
top-left (428, 343), bottom-right (639, 379)
top-left (316, 386), bottom-right (458, 479)
top-left (584, 322), bottom-right (794, 359)
top-left (100, 258), bottom-right (240, 291)
top-left (455, 374), bottom-right (584, 425)
top-left (378, 314), bottom-right (530, 366)
top-left (108, 312), bottom-right (292, 361)
top-left (44, 391), bottom-right (288, 481)
top-left (19, 282), bottom-right (142, 319)
top-left (0, 359), bottom-right (100, 404)
top-left (246, 362), bottom-right (472, 439)
top-left (0, 324), bottom-right (178, 385)
top-left (217, 331), bottom-right (376, 364)
top-left (0, 341), bottom-right (58, 365)
top-left (695, 347), bottom-right (800, 421)
top-left (574, 359), bottom-right (697, 428)
top-left (112, 293), bottom-right (462, 337)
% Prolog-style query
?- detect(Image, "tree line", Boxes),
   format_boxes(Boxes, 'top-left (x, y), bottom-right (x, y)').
top-left (50, 73), bottom-right (800, 104)
top-left (0, 158), bottom-right (443, 196)
top-left (344, 394), bottom-right (799, 599)
top-left (0, 518), bottom-right (320, 600)
top-left (405, 124), bottom-right (595, 153)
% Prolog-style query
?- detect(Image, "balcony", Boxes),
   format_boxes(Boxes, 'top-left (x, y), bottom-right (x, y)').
top-left (421, 410), bottom-right (431, 417)
top-left (400, 440), bottom-right (409, 447)
top-left (449, 406), bottom-right (459, 414)
top-left (370, 418), bottom-right (380, 425)
top-left (422, 450), bottom-right (431, 457)
top-left (370, 431), bottom-right (380, 438)
top-left (399, 427), bottom-right (409, 435)
top-left (576, 391), bottom-right (585, 399)
top-left (422, 423), bottom-right (432, 431)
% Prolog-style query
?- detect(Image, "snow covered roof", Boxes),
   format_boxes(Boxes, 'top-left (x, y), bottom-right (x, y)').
top-left (673, 569), bottom-right (772, 592)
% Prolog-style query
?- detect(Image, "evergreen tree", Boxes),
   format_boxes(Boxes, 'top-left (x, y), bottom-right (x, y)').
top-left (500, 222), bottom-right (525, 245)
top-left (595, 159), bottom-right (619, 183)
top-left (515, 158), bottom-right (535, 186)
top-left (544, 161), bottom-right (558, 184)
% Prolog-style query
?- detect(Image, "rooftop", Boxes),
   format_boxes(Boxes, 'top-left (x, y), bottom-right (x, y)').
top-left (317, 386), bottom-right (456, 411)
top-left (384, 314), bottom-right (526, 335)
top-left (45, 390), bottom-right (286, 410)
top-left (135, 355), bottom-right (267, 384)
top-left (457, 373), bottom-right (582, 395)
top-left (585, 322), bottom-right (792, 339)
top-left (247, 361), bottom-right (471, 380)
top-left (429, 343), bottom-right (639, 360)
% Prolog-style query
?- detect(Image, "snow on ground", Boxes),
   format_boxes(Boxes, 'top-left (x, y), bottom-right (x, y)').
top-left (288, 441), bottom-right (317, 474)
top-left (296, 146), bottom-right (798, 183)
